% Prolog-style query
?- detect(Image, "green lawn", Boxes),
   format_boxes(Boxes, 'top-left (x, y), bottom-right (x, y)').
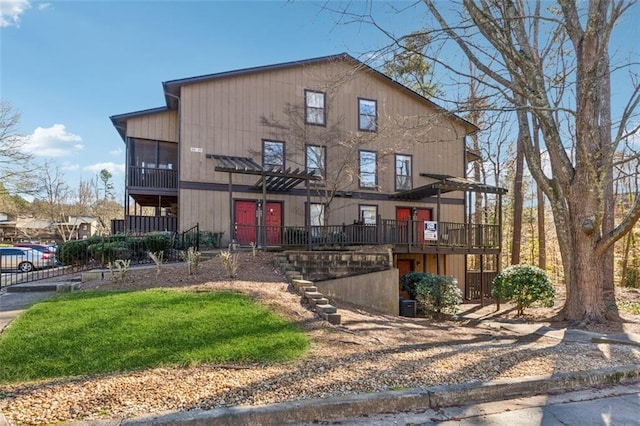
top-left (0, 289), bottom-right (309, 384)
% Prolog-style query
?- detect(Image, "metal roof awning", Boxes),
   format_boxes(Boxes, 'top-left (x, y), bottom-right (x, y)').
top-left (207, 154), bottom-right (320, 191)
top-left (390, 173), bottom-right (508, 200)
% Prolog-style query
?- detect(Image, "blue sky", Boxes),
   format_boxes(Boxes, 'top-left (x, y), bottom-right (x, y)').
top-left (1, 1), bottom-right (639, 200)
top-left (1, 0), bottom-right (413, 199)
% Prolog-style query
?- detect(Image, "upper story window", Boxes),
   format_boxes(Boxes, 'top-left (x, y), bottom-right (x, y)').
top-left (305, 90), bottom-right (326, 126)
top-left (306, 144), bottom-right (326, 182)
top-left (358, 98), bottom-right (377, 132)
top-left (130, 138), bottom-right (177, 170)
top-left (359, 150), bottom-right (377, 189)
top-left (263, 140), bottom-right (285, 171)
top-left (395, 154), bottom-right (412, 191)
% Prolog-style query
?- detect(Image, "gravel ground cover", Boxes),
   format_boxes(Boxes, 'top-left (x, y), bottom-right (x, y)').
top-left (1, 251), bottom-right (639, 425)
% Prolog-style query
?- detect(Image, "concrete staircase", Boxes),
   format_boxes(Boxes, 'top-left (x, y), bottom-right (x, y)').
top-left (274, 253), bottom-right (341, 325)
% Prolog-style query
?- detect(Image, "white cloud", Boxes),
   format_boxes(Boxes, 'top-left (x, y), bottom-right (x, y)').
top-left (109, 147), bottom-right (123, 156)
top-left (37, 2), bottom-right (50, 11)
top-left (84, 162), bottom-right (125, 176)
top-left (22, 124), bottom-right (84, 157)
top-left (60, 162), bottom-right (80, 172)
top-left (0, 0), bottom-right (30, 27)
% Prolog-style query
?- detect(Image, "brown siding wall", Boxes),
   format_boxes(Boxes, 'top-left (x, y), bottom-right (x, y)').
top-left (127, 110), bottom-right (179, 142)
top-left (177, 58), bottom-right (467, 230)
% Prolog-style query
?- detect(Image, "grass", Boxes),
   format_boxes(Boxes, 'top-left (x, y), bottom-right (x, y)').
top-left (0, 289), bottom-right (309, 384)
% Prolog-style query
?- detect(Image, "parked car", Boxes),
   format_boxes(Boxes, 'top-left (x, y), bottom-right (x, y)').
top-left (14, 243), bottom-right (58, 264)
top-left (14, 243), bottom-right (56, 255)
top-left (0, 247), bottom-right (56, 272)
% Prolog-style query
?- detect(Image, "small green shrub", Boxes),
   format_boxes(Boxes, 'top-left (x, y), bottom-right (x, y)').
top-left (144, 232), bottom-right (172, 253)
top-left (491, 264), bottom-right (555, 316)
top-left (414, 273), bottom-right (462, 318)
top-left (283, 228), bottom-right (308, 245)
top-left (57, 240), bottom-right (91, 265)
top-left (88, 241), bottom-right (132, 265)
top-left (400, 272), bottom-right (426, 300)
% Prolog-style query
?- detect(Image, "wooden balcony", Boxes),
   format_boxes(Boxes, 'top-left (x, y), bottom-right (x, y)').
top-left (111, 215), bottom-right (178, 234)
top-left (128, 166), bottom-right (178, 189)
top-left (234, 219), bottom-right (501, 253)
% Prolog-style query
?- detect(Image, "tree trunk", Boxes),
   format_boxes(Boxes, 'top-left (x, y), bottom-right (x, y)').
top-left (562, 172), bottom-right (606, 323)
top-left (510, 136), bottom-right (524, 265)
top-left (532, 117), bottom-right (546, 270)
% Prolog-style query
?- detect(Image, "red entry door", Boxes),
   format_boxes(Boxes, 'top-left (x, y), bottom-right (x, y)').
top-left (235, 200), bottom-right (256, 245)
top-left (397, 259), bottom-right (414, 299)
top-left (265, 202), bottom-right (282, 245)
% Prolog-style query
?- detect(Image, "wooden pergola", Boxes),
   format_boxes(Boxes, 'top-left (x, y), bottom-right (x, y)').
top-left (206, 154), bottom-right (321, 248)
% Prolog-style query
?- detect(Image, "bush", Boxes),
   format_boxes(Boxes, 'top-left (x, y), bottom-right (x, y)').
top-left (414, 273), bottom-right (462, 318)
top-left (88, 241), bottom-right (132, 265)
top-left (400, 272), bottom-right (426, 299)
top-left (198, 230), bottom-right (224, 248)
top-left (491, 265), bottom-right (555, 316)
top-left (144, 232), bottom-right (173, 253)
top-left (283, 228), bottom-right (308, 245)
top-left (57, 240), bottom-right (91, 265)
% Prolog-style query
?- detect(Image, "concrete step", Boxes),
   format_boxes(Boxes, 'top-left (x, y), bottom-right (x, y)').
top-left (291, 279), bottom-right (314, 291)
top-left (308, 297), bottom-right (329, 308)
top-left (300, 286), bottom-right (317, 293)
top-left (315, 304), bottom-right (337, 315)
top-left (304, 291), bottom-right (324, 300)
top-left (323, 312), bottom-right (341, 325)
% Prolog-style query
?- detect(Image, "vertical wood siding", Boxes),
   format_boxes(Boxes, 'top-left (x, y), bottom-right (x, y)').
top-left (126, 110), bottom-right (178, 142)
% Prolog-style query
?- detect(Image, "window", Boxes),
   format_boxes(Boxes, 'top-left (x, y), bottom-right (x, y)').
top-left (359, 205), bottom-right (378, 225)
top-left (359, 150), bottom-right (377, 189)
top-left (305, 90), bottom-right (325, 125)
top-left (130, 138), bottom-right (177, 170)
top-left (310, 203), bottom-right (325, 227)
top-left (309, 203), bottom-right (325, 239)
top-left (262, 140), bottom-right (284, 171)
top-left (306, 145), bottom-right (326, 181)
top-left (395, 154), bottom-right (412, 191)
top-left (358, 98), bottom-right (377, 131)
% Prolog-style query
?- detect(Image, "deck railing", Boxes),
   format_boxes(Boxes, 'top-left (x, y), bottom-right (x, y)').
top-left (233, 220), bottom-right (500, 250)
top-left (128, 166), bottom-right (178, 189)
top-left (111, 216), bottom-right (178, 234)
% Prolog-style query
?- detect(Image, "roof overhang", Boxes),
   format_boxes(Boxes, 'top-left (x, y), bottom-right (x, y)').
top-left (161, 53), bottom-right (479, 134)
top-left (390, 173), bottom-right (507, 200)
top-left (109, 107), bottom-right (171, 142)
top-left (207, 154), bottom-right (320, 191)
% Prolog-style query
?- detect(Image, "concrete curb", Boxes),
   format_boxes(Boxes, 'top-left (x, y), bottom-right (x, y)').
top-left (103, 365), bottom-right (640, 426)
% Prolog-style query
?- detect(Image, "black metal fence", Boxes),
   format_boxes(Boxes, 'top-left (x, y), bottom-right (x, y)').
top-left (1, 225), bottom-right (200, 290)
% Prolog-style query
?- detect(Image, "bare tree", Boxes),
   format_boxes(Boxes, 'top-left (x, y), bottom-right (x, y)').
top-left (0, 100), bottom-right (35, 196)
top-left (33, 163), bottom-right (79, 241)
top-left (335, 0), bottom-right (640, 322)
top-left (259, 82), bottom-right (436, 225)
top-left (424, 0), bottom-right (640, 323)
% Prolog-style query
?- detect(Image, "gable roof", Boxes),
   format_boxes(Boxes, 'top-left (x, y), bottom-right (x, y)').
top-left (110, 53), bottom-right (479, 141)
top-left (161, 52), bottom-right (479, 134)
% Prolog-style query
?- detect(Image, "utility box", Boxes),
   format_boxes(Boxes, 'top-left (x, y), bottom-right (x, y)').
top-left (399, 299), bottom-right (416, 317)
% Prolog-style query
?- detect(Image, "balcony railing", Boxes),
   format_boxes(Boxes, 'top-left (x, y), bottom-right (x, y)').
top-left (128, 166), bottom-right (178, 189)
top-left (233, 219), bottom-right (500, 251)
top-left (111, 216), bottom-right (178, 234)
